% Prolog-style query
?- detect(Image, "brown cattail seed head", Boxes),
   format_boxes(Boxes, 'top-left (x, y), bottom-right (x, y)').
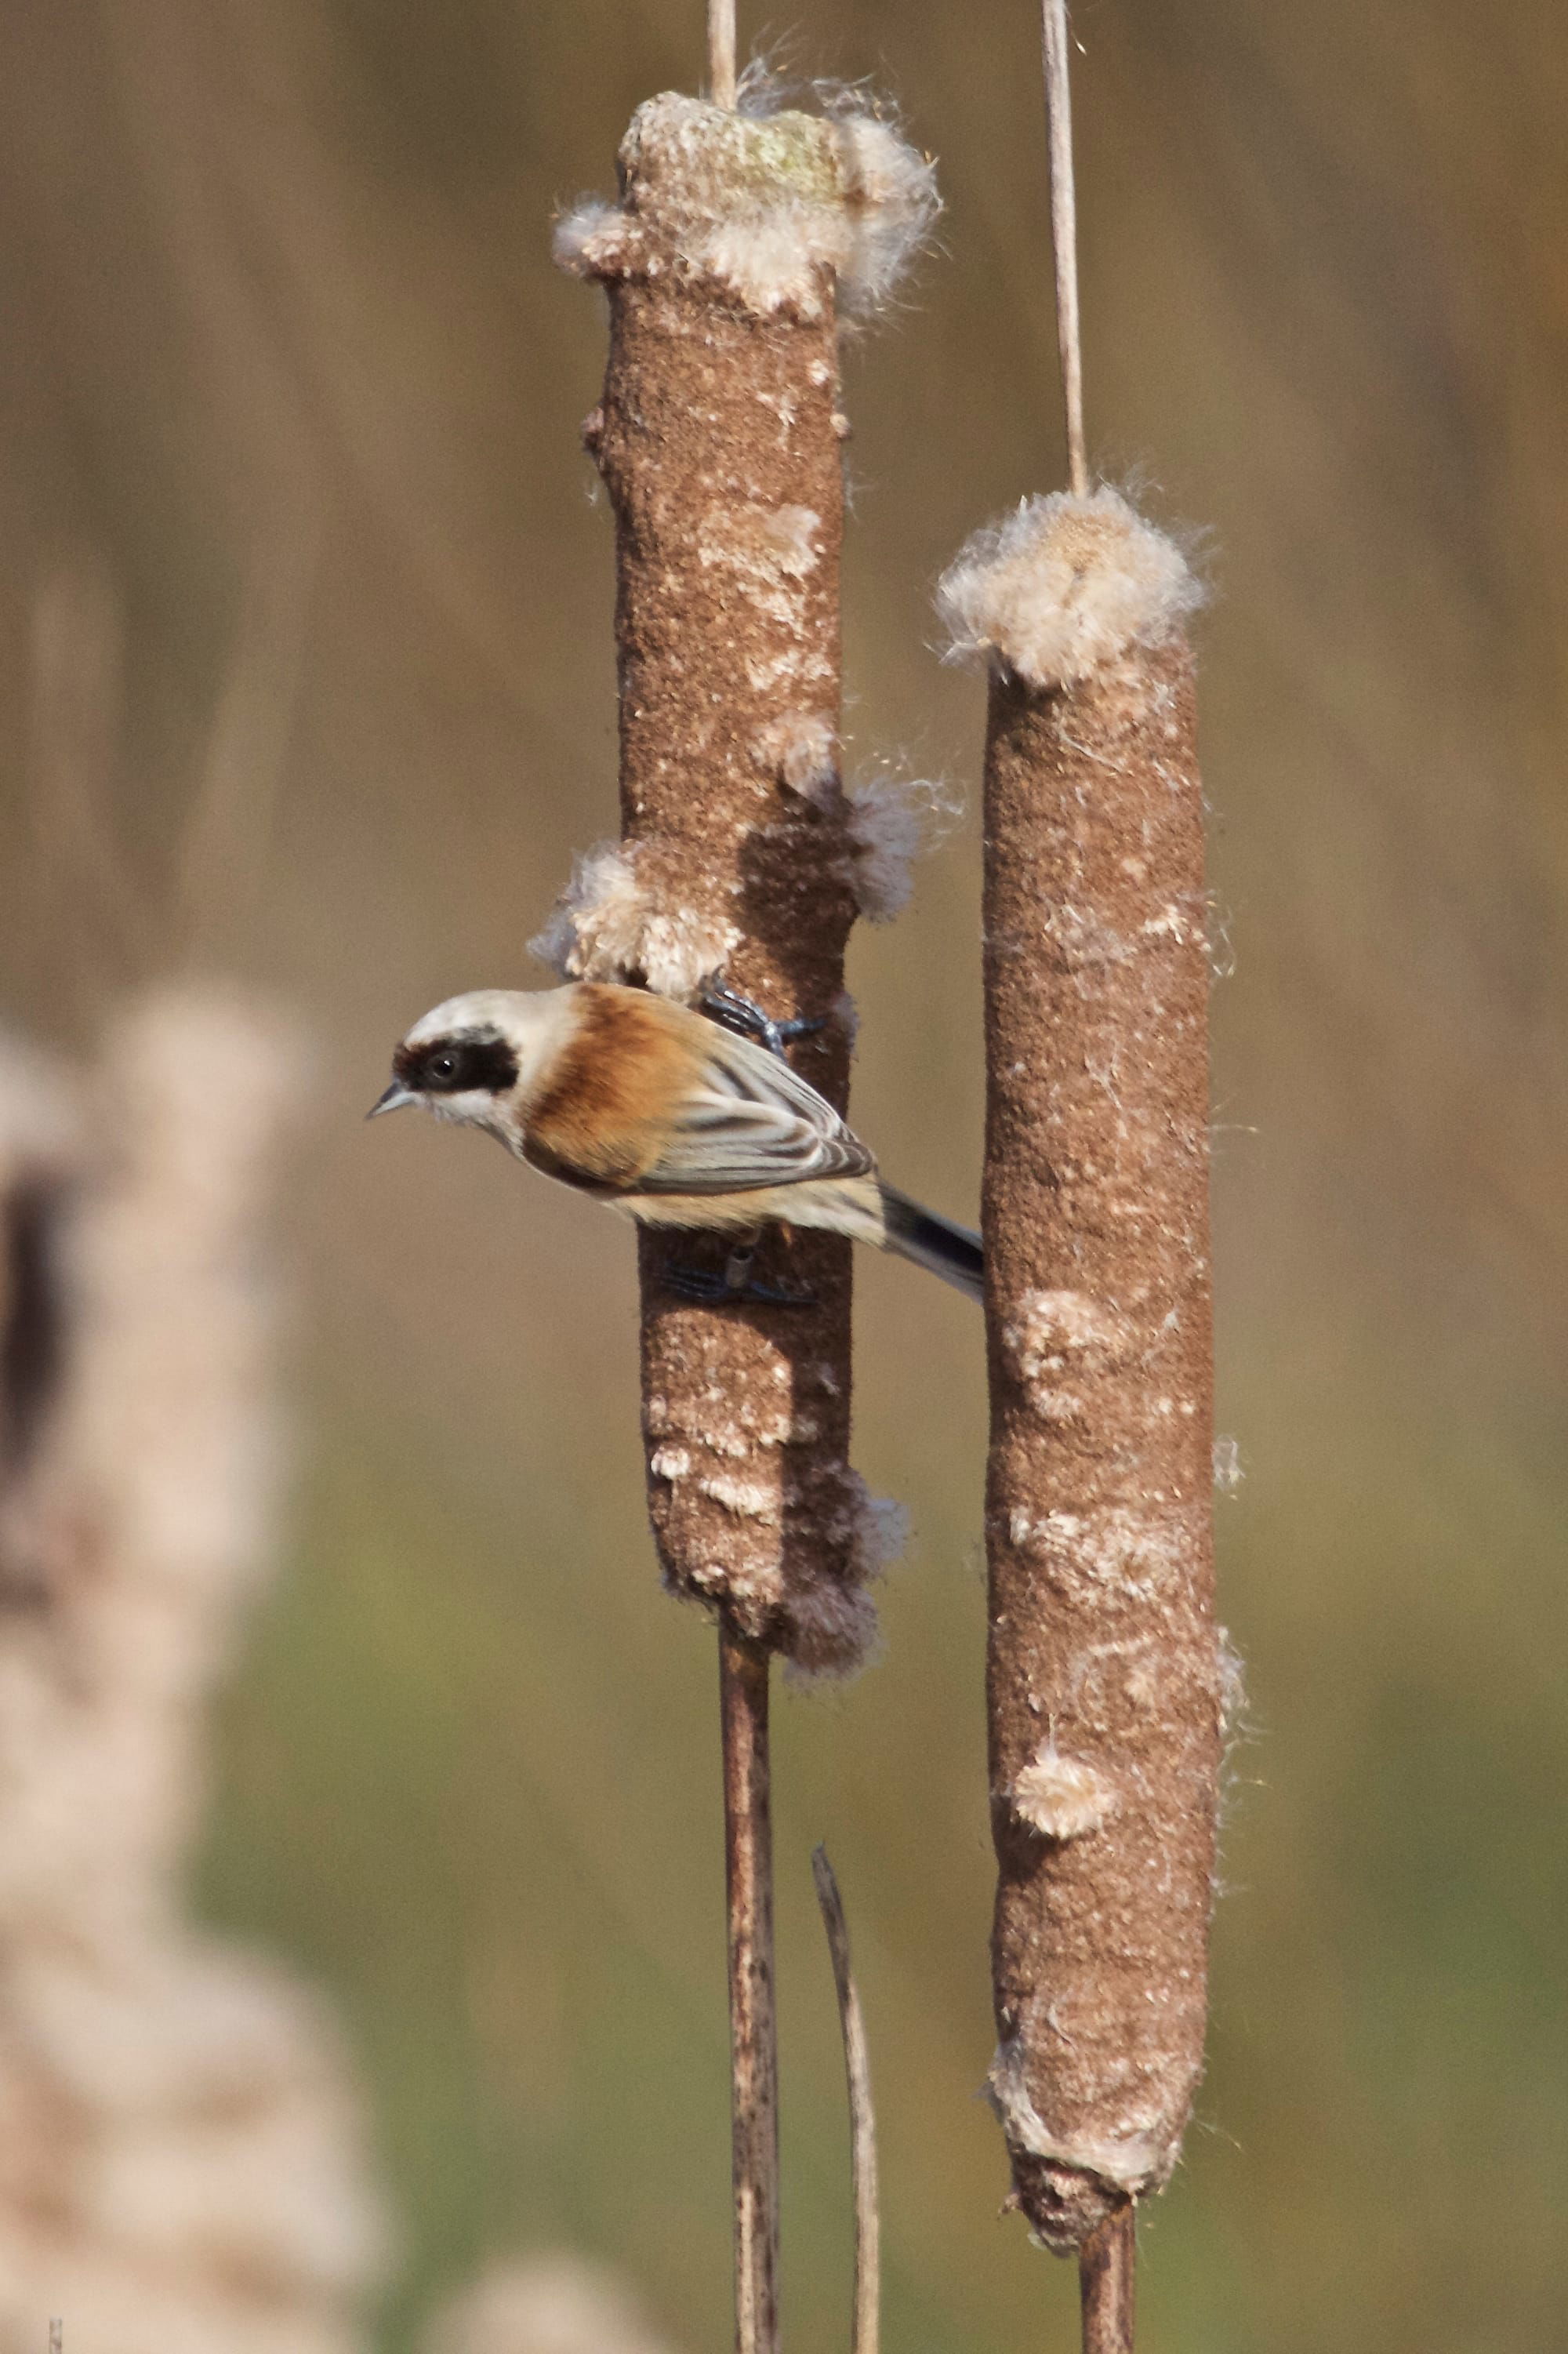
top-left (940, 489), bottom-right (1229, 2250)
top-left (547, 92), bottom-right (936, 1673)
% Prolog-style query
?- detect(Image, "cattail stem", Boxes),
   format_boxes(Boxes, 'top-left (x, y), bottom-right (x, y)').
top-left (720, 1612), bottom-right (779, 2354)
top-left (811, 1847), bottom-right (879, 2354)
top-left (554, 85), bottom-right (936, 2352)
top-left (1040, 0), bottom-right (1087, 496)
top-left (1079, 2203), bottom-right (1135, 2354)
top-left (709, 0), bottom-right (737, 111)
top-left (934, 0), bottom-right (1222, 2311)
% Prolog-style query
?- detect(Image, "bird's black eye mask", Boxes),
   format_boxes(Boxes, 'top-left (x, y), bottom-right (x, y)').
top-left (394, 1031), bottom-right (520, 1096)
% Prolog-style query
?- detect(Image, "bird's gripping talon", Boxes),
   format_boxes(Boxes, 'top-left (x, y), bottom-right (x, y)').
top-left (663, 1237), bottom-right (815, 1310)
top-left (662, 1267), bottom-right (815, 1309)
top-left (700, 983), bottom-right (827, 1063)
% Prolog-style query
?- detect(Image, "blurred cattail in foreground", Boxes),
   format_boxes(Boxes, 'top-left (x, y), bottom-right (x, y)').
top-left (0, 990), bottom-right (388, 2354)
top-left (425, 2256), bottom-right (683, 2354)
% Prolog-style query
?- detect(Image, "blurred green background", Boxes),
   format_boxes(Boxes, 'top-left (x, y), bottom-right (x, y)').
top-left (2, 0), bottom-right (1565, 2347)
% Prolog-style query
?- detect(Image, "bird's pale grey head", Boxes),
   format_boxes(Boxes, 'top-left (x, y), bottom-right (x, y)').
top-left (369, 988), bottom-right (573, 1145)
top-left (369, 992), bottom-right (529, 1141)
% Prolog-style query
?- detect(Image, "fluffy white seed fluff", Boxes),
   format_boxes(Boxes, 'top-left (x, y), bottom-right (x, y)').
top-left (528, 841), bottom-right (739, 1002)
top-left (1011, 1740), bottom-right (1116, 1840)
top-left (829, 111), bottom-right (944, 319)
top-left (986, 2033), bottom-right (1173, 2209)
top-left (550, 199), bottom-right (638, 280)
top-left (695, 215), bottom-right (826, 318)
top-left (751, 709), bottom-right (839, 800)
top-left (697, 1472), bottom-right (781, 1524)
top-left (852, 1478), bottom-right (909, 1579)
top-left (781, 1580), bottom-right (880, 1682)
top-left (781, 1473), bottom-right (906, 1684)
top-left (1003, 1289), bottom-right (1134, 1424)
top-left (555, 91), bottom-right (939, 324)
top-left (696, 501), bottom-right (822, 633)
top-left (936, 485), bottom-right (1204, 691)
top-left (844, 773), bottom-right (960, 922)
top-left (1003, 1501), bottom-right (1207, 1607)
top-left (1216, 1626), bottom-right (1248, 1742)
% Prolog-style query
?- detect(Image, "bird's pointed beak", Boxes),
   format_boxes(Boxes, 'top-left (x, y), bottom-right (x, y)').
top-left (367, 1081), bottom-right (416, 1121)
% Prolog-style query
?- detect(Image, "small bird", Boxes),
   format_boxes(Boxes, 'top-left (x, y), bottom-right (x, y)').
top-left (370, 981), bottom-right (982, 1304)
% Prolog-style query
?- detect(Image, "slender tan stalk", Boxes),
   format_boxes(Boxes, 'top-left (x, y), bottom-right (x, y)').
top-left (1079, 2205), bottom-right (1135, 2354)
top-left (709, 0), bottom-right (737, 111)
top-left (811, 1847), bottom-right (879, 2354)
top-left (1040, 0), bottom-right (1087, 496)
top-left (720, 1615), bottom-right (779, 2354)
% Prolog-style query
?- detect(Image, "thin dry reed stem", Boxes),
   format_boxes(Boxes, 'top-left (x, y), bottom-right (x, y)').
top-left (811, 1847), bottom-right (879, 2354)
top-left (708, 0), bottom-right (737, 110)
top-left (1040, 0), bottom-right (1088, 496)
top-left (1079, 2205), bottom-right (1135, 2354)
top-left (719, 1615), bottom-right (779, 2354)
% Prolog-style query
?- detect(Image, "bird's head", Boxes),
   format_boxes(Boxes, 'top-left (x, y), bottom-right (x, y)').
top-left (369, 989), bottom-right (569, 1150)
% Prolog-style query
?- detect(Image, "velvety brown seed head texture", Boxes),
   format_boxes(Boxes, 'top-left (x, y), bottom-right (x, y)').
top-left (968, 537), bottom-right (1222, 2246)
top-left (559, 96), bottom-right (927, 1673)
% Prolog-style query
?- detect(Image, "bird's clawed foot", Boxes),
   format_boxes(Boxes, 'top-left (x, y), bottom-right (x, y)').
top-left (662, 1237), bottom-right (815, 1310)
top-left (700, 984), bottom-right (826, 1063)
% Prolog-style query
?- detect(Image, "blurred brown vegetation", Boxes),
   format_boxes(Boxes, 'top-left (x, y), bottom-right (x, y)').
top-left (0, 993), bottom-right (387, 2354)
top-left (0, 2), bottom-right (1563, 2349)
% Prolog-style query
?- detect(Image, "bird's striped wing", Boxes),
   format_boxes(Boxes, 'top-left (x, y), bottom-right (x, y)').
top-left (631, 1024), bottom-right (873, 1195)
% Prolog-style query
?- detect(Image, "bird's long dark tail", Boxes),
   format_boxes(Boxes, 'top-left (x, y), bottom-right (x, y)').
top-left (878, 1184), bottom-right (984, 1303)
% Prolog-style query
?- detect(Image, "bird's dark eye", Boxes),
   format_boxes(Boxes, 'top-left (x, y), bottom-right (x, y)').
top-left (409, 1034), bottom-right (518, 1096)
